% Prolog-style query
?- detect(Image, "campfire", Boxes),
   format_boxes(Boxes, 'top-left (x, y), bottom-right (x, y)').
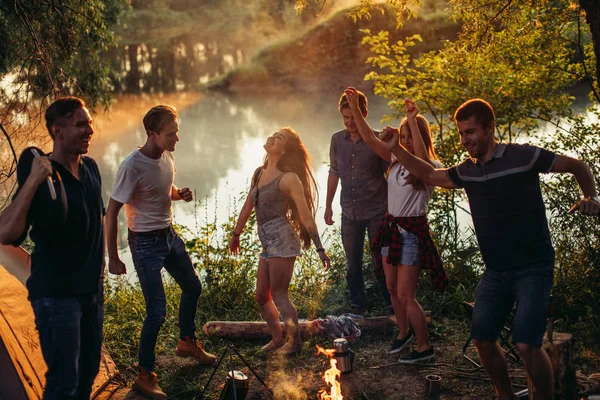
top-left (316, 345), bottom-right (344, 400)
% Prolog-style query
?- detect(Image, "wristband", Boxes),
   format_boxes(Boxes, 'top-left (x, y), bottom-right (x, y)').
top-left (316, 248), bottom-right (325, 253)
top-left (232, 231), bottom-right (241, 237)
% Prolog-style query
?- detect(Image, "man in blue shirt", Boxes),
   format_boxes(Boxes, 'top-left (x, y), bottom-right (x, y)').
top-left (380, 98), bottom-right (599, 399)
top-left (326, 90), bottom-right (391, 315)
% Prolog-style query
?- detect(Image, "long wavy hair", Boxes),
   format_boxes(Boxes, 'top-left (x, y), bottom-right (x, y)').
top-left (389, 115), bottom-right (438, 191)
top-left (257, 127), bottom-right (317, 249)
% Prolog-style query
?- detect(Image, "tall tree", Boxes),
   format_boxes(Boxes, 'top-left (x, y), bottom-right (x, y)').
top-left (0, 0), bottom-right (128, 202)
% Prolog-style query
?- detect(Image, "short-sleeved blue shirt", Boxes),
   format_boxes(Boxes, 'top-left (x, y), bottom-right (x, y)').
top-left (328, 129), bottom-right (388, 221)
top-left (447, 143), bottom-right (557, 271)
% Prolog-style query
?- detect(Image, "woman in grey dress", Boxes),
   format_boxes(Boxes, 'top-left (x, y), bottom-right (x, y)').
top-left (229, 127), bottom-right (330, 355)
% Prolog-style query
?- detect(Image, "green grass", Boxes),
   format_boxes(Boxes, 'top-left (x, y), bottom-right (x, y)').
top-left (102, 212), bottom-right (600, 398)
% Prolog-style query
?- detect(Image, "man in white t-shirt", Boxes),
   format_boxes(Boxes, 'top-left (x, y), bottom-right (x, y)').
top-left (105, 105), bottom-right (215, 400)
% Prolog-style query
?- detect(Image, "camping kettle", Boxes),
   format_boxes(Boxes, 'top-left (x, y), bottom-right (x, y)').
top-left (333, 338), bottom-right (353, 375)
top-left (219, 370), bottom-right (249, 400)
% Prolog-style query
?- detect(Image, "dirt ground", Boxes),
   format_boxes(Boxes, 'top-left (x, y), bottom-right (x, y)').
top-left (234, 337), bottom-right (527, 400)
top-left (137, 327), bottom-right (529, 400)
top-left (108, 319), bottom-right (600, 400)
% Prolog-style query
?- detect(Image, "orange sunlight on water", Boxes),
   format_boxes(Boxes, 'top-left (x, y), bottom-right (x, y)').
top-left (91, 92), bottom-right (202, 142)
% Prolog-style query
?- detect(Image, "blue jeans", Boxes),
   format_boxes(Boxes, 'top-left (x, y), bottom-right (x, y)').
top-left (31, 289), bottom-right (104, 400)
top-left (381, 226), bottom-right (420, 266)
top-left (341, 213), bottom-right (391, 309)
top-left (129, 228), bottom-right (202, 372)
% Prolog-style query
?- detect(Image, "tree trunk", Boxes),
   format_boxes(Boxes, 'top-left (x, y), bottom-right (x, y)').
top-left (202, 314), bottom-right (431, 340)
top-left (579, 0), bottom-right (600, 97)
top-left (125, 44), bottom-right (141, 94)
top-left (148, 46), bottom-right (160, 92)
top-left (181, 36), bottom-right (198, 89)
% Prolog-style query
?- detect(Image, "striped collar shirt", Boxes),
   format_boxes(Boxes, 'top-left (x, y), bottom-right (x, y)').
top-left (446, 143), bottom-right (557, 271)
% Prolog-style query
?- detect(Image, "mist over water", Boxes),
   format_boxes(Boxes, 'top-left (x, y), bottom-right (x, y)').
top-left (88, 92), bottom-right (400, 268)
top-left (87, 91), bottom-right (593, 276)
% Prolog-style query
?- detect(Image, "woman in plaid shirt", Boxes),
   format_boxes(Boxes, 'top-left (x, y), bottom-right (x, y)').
top-left (345, 87), bottom-right (446, 363)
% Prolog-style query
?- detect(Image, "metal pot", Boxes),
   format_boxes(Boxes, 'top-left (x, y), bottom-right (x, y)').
top-left (219, 370), bottom-right (249, 400)
top-left (333, 338), bottom-right (354, 375)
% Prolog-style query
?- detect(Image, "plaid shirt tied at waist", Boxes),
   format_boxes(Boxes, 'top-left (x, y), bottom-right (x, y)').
top-left (371, 213), bottom-right (448, 293)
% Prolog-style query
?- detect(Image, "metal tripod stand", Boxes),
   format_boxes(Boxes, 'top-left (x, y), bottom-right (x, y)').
top-left (195, 343), bottom-right (273, 399)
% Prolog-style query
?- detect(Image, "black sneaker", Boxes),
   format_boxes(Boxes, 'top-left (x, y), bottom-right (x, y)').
top-left (397, 346), bottom-right (435, 363)
top-left (386, 329), bottom-right (415, 354)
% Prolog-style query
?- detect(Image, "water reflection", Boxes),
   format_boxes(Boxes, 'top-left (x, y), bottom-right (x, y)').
top-left (88, 92), bottom-right (399, 260)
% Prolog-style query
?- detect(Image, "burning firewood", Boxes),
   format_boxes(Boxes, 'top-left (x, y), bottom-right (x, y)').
top-left (316, 345), bottom-right (344, 400)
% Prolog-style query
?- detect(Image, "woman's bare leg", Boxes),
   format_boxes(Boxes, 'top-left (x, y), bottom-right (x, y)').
top-left (267, 257), bottom-right (299, 354)
top-left (384, 261), bottom-right (409, 338)
top-left (396, 265), bottom-right (430, 351)
top-left (255, 257), bottom-right (284, 350)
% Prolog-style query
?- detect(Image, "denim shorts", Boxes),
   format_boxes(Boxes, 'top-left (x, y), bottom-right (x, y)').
top-left (381, 225), bottom-right (420, 266)
top-left (257, 217), bottom-right (301, 259)
top-left (471, 263), bottom-right (554, 347)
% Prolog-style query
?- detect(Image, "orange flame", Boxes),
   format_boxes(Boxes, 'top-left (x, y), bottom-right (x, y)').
top-left (316, 345), bottom-right (344, 400)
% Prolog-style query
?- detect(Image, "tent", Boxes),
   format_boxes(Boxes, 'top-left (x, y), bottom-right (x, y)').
top-left (0, 244), bottom-right (134, 399)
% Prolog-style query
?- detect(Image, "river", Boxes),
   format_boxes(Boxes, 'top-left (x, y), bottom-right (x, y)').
top-left (86, 91), bottom-right (594, 274)
top-left (88, 92), bottom-right (402, 269)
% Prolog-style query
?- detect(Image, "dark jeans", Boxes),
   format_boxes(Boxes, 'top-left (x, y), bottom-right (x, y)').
top-left (341, 212), bottom-right (390, 309)
top-left (129, 228), bottom-right (202, 372)
top-left (471, 263), bottom-right (554, 347)
top-left (31, 289), bottom-right (104, 400)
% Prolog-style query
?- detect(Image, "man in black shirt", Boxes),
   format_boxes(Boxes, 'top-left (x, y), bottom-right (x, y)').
top-left (379, 98), bottom-right (599, 399)
top-left (0, 97), bottom-right (104, 400)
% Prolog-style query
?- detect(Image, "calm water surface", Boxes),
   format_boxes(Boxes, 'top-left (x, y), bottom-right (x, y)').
top-left (88, 92), bottom-right (402, 268)
top-left (82, 92), bottom-right (594, 274)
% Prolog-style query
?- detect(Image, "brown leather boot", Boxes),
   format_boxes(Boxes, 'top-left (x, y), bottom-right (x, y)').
top-left (175, 336), bottom-right (217, 365)
top-left (133, 368), bottom-right (167, 400)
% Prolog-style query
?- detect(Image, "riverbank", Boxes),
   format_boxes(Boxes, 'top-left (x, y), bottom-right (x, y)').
top-left (205, 6), bottom-right (460, 94)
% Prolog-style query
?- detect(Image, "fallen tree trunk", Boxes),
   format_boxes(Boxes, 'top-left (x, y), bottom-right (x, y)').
top-left (202, 313), bottom-right (431, 340)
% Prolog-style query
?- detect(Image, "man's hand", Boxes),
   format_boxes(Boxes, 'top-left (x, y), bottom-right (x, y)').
top-left (569, 197), bottom-right (600, 216)
top-left (29, 156), bottom-right (53, 186)
top-left (319, 251), bottom-right (331, 271)
top-left (324, 206), bottom-right (335, 225)
top-left (108, 258), bottom-right (127, 275)
top-left (178, 187), bottom-right (193, 202)
top-left (344, 87), bottom-right (360, 111)
top-left (379, 126), bottom-right (400, 151)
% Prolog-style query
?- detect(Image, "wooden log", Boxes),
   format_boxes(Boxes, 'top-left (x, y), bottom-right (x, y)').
top-left (202, 313), bottom-right (431, 340)
top-left (202, 320), bottom-right (317, 340)
top-left (527, 332), bottom-right (575, 400)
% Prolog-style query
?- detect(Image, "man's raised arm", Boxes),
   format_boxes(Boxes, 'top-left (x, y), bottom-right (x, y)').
top-left (0, 157), bottom-right (52, 245)
top-left (381, 129), bottom-right (458, 189)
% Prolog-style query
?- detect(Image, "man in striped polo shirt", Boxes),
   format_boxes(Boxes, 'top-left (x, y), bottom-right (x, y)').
top-left (380, 98), bottom-right (599, 400)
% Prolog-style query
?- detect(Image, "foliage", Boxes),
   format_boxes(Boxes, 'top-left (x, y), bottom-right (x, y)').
top-left (0, 0), bottom-right (129, 202)
top-left (0, 0), bottom-right (128, 114)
